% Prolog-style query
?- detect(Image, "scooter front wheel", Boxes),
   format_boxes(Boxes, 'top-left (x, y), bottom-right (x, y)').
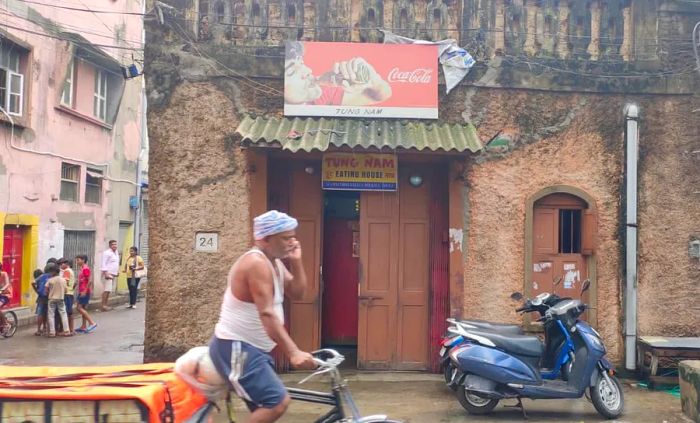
top-left (590, 373), bottom-right (624, 419)
top-left (456, 386), bottom-right (499, 415)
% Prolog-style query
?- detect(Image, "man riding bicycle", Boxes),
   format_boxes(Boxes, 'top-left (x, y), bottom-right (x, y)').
top-left (209, 210), bottom-right (316, 423)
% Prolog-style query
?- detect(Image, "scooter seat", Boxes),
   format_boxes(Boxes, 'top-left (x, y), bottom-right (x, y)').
top-left (457, 320), bottom-right (523, 335)
top-left (468, 329), bottom-right (544, 358)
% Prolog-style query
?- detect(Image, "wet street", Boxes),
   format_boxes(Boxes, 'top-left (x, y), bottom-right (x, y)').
top-left (0, 304), bottom-right (145, 366)
top-left (0, 306), bottom-right (689, 422)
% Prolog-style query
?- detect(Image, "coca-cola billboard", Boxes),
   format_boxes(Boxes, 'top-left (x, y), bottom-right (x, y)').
top-left (284, 41), bottom-right (438, 119)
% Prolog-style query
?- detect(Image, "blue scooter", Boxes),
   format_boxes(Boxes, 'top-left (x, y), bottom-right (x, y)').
top-left (440, 278), bottom-right (573, 389)
top-left (449, 280), bottom-right (624, 419)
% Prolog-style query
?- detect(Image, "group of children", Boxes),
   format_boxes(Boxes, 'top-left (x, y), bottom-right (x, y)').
top-left (33, 256), bottom-right (97, 337)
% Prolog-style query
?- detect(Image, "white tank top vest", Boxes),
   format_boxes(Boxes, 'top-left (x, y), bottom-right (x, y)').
top-left (214, 248), bottom-right (285, 352)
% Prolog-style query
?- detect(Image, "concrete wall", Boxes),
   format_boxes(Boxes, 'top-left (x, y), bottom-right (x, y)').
top-left (144, 82), bottom-right (251, 361)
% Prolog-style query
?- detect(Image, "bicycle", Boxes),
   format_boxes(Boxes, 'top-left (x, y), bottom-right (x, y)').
top-left (284, 349), bottom-right (403, 423)
top-left (0, 306), bottom-right (17, 338)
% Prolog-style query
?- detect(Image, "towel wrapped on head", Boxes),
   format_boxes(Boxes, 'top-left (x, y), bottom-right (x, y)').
top-left (254, 210), bottom-right (298, 240)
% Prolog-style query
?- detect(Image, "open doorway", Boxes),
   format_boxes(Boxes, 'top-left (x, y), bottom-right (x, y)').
top-left (321, 190), bottom-right (360, 366)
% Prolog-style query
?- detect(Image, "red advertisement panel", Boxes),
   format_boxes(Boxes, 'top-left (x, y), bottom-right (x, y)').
top-left (284, 41), bottom-right (438, 119)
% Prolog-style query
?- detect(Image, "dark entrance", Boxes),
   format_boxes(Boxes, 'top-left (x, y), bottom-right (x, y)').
top-left (321, 191), bottom-right (360, 362)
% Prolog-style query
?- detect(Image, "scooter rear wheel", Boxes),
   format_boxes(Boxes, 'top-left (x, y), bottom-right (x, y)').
top-left (456, 386), bottom-right (499, 415)
top-left (590, 373), bottom-right (624, 419)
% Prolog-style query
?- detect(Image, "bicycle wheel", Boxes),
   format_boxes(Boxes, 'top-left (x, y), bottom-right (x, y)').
top-left (2, 311), bottom-right (17, 338)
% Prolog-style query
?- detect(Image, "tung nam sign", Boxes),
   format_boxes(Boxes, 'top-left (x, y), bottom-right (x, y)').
top-left (284, 41), bottom-right (438, 119)
top-left (322, 153), bottom-right (397, 191)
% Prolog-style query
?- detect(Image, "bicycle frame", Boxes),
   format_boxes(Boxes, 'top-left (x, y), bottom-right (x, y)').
top-left (286, 350), bottom-right (392, 423)
top-left (288, 364), bottom-right (363, 423)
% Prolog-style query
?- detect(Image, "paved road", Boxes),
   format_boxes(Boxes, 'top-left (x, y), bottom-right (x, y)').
top-left (0, 305), bottom-right (689, 422)
top-left (0, 304), bottom-right (144, 366)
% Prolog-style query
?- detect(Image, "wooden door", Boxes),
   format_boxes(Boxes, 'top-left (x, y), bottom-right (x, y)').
top-left (288, 166), bottom-right (322, 353)
top-left (396, 165), bottom-right (430, 370)
top-left (322, 217), bottom-right (359, 345)
top-left (2, 227), bottom-right (23, 307)
top-left (531, 194), bottom-right (589, 302)
top-left (358, 191), bottom-right (399, 369)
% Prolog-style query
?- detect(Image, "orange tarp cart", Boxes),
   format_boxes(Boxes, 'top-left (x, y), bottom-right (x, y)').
top-left (0, 363), bottom-right (210, 422)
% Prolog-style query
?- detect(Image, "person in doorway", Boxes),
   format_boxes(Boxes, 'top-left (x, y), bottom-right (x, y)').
top-left (0, 263), bottom-right (12, 330)
top-left (100, 240), bottom-right (120, 311)
top-left (58, 258), bottom-right (76, 335)
top-left (123, 247), bottom-right (144, 309)
top-left (74, 255), bottom-right (97, 334)
top-left (44, 263), bottom-right (71, 337)
top-left (209, 210), bottom-right (316, 423)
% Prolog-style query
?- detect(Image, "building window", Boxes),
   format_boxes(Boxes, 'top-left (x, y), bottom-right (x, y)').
top-left (60, 163), bottom-right (80, 202)
top-left (0, 45), bottom-right (24, 117)
top-left (93, 70), bottom-right (107, 121)
top-left (85, 168), bottom-right (103, 204)
top-left (61, 60), bottom-right (75, 107)
top-left (63, 230), bottom-right (96, 268)
top-left (559, 209), bottom-right (582, 254)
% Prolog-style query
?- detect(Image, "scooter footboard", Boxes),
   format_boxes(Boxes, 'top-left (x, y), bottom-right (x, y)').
top-left (454, 344), bottom-right (541, 385)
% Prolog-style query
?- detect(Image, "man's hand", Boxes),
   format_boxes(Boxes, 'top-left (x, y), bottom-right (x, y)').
top-left (335, 58), bottom-right (392, 105)
top-left (288, 240), bottom-right (302, 261)
top-left (290, 350), bottom-right (316, 370)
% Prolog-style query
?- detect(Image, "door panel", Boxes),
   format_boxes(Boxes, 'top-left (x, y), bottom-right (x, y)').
top-left (396, 167), bottom-right (430, 370)
top-left (533, 208), bottom-right (557, 255)
top-left (2, 227), bottom-right (23, 307)
top-left (322, 218), bottom-right (359, 345)
top-left (531, 201), bottom-right (590, 318)
top-left (358, 191), bottom-right (399, 370)
top-left (289, 166), bottom-right (322, 353)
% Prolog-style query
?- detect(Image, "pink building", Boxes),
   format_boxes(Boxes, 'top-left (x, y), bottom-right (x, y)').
top-left (0, 0), bottom-right (146, 310)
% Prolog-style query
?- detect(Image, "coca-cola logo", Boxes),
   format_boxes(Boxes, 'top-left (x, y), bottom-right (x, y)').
top-left (387, 67), bottom-right (433, 84)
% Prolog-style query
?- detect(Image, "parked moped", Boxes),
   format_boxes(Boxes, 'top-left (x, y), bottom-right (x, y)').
top-left (449, 280), bottom-right (624, 419)
top-left (439, 278), bottom-right (571, 389)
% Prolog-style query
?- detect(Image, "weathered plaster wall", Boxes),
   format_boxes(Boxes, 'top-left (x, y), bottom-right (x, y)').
top-left (459, 90), bottom-right (624, 360)
top-left (144, 82), bottom-right (251, 361)
top-left (637, 98), bottom-right (700, 337)
top-left (459, 92), bottom-right (700, 362)
top-left (145, 0), bottom-right (700, 364)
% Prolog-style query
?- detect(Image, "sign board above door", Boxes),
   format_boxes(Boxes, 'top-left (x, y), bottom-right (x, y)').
top-left (322, 153), bottom-right (397, 191)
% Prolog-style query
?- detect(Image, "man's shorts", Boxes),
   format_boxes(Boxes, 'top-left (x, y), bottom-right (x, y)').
top-left (36, 297), bottom-right (48, 316)
top-left (77, 295), bottom-right (90, 306)
top-left (208, 337), bottom-right (287, 411)
top-left (102, 276), bottom-right (116, 293)
top-left (0, 295), bottom-right (9, 307)
top-left (64, 295), bottom-right (74, 315)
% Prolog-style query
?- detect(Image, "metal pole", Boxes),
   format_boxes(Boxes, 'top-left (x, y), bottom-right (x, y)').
top-left (624, 103), bottom-right (639, 371)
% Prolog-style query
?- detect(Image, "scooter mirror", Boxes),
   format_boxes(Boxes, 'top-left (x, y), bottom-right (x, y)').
top-left (510, 292), bottom-right (524, 301)
top-left (581, 279), bottom-right (591, 294)
top-left (553, 276), bottom-right (563, 286)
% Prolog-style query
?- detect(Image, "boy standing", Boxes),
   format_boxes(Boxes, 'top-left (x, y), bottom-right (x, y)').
top-left (75, 255), bottom-right (97, 334)
top-left (33, 268), bottom-right (50, 336)
top-left (44, 263), bottom-right (70, 337)
top-left (59, 258), bottom-right (76, 335)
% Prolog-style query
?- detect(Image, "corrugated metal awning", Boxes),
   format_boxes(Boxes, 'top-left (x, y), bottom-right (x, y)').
top-left (234, 115), bottom-right (482, 153)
